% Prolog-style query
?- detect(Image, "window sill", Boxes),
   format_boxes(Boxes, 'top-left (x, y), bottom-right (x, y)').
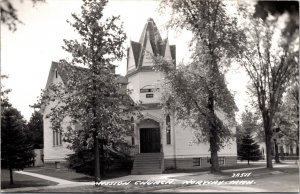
top-left (53, 145), bottom-right (63, 147)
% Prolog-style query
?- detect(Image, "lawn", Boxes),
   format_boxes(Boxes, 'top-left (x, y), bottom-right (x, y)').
top-left (24, 168), bottom-right (94, 182)
top-left (1, 169), bottom-right (57, 189)
top-left (33, 165), bottom-right (299, 193)
top-left (164, 163), bottom-right (265, 174)
top-left (24, 167), bottom-right (130, 182)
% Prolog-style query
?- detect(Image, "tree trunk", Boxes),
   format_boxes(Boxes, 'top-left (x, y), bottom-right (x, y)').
top-left (210, 141), bottom-right (220, 172)
top-left (207, 90), bottom-right (220, 173)
top-left (263, 114), bottom-right (273, 168)
top-left (100, 141), bottom-right (104, 178)
top-left (93, 131), bottom-right (101, 182)
top-left (9, 167), bottom-right (13, 185)
top-left (274, 139), bottom-right (280, 163)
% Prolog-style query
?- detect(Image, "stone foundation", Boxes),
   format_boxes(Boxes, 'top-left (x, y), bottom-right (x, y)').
top-left (44, 160), bottom-right (70, 169)
top-left (164, 156), bottom-right (237, 170)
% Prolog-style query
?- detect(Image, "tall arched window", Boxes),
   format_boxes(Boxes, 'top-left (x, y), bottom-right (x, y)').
top-left (53, 130), bottom-right (62, 146)
top-left (166, 115), bottom-right (171, 144)
top-left (131, 117), bottom-right (135, 145)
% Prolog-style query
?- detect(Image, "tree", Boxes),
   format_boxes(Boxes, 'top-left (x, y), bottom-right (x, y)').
top-left (1, 75), bottom-right (12, 110)
top-left (253, 1), bottom-right (299, 38)
top-left (42, 0), bottom-right (135, 182)
top-left (237, 109), bottom-right (262, 158)
top-left (1, 107), bottom-right (35, 184)
top-left (0, 0), bottom-right (44, 31)
top-left (274, 82), bottom-right (299, 156)
top-left (239, 133), bottom-right (261, 165)
top-left (27, 111), bottom-right (43, 149)
top-left (237, 3), bottom-right (298, 168)
top-left (158, 0), bottom-right (244, 172)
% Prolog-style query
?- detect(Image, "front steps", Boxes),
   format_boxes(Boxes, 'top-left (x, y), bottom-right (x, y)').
top-left (131, 153), bottom-right (163, 175)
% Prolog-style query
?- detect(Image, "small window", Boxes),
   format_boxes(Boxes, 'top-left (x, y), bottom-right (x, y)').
top-left (131, 117), bottom-right (135, 145)
top-left (55, 70), bottom-right (58, 78)
top-left (146, 94), bottom-right (154, 98)
top-left (207, 157), bottom-right (211, 164)
top-left (206, 157), bottom-right (225, 166)
top-left (193, 158), bottom-right (201, 166)
top-left (218, 157), bottom-right (225, 166)
top-left (53, 130), bottom-right (55, 146)
top-left (53, 130), bottom-right (62, 146)
top-left (166, 115), bottom-right (171, 144)
top-left (131, 136), bottom-right (135, 146)
top-left (59, 132), bottom-right (62, 145)
top-left (140, 88), bottom-right (154, 93)
top-left (56, 131), bottom-right (59, 146)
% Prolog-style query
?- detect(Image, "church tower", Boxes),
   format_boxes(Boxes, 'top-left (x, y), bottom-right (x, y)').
top-left (126, 18), bottom-right (177, 174)
top-left (126, 18), bottom-right (176, 105)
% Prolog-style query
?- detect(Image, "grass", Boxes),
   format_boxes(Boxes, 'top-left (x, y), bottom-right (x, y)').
top-left (24, 167), bottom-right (131, 182)
top-left (35, 165), bottom-right (299, 193)
top-left (3, 162), bottom-right (297, 192)
top-left (1, 169), bottom-right (57, 190)
top-left (24, 167), bottom-right (94, 182)
top-left (164, 163), bottom-right (265, 174)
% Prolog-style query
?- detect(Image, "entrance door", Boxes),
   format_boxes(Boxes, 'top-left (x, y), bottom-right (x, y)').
top-left (140, 128), bottom-right (160, 153)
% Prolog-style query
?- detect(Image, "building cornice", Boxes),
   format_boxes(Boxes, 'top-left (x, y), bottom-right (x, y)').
top-left (126, 66), bottom-right (156, 77)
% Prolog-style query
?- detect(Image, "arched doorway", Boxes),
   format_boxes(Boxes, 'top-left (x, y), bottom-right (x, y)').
top-left (139, 119), bottom-right (161, 153)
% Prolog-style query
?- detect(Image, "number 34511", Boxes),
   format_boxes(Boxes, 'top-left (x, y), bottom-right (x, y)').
top-left (231, 172), bottom-right (252, 177)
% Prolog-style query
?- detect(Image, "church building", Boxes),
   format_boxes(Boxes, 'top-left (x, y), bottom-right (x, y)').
top-left (42, 18), bottom-right (237, 174)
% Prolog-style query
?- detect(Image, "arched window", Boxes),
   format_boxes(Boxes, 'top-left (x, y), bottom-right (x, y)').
top-left (131, 117), bottom-right (135, 145)
top-left (166, 115), bottom-right (171, 144)
top-left (53, 130), bottom-right (55, 146)
top-left (53, 130), bottom-right (62, 146)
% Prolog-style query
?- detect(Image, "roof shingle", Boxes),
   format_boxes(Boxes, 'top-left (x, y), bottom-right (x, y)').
top-left (128, 18), bottom-right (176, 70)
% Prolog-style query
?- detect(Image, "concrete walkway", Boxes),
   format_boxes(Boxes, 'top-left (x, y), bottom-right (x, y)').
top-left (1, 170), bottom-right (216, 192)
top-left (223, 166), bottom-right (265, 172)
top-left (1, 171), bottom-right (94, 192)
top-left (16, 171), bottom-right (74, 185)
top-left (2, 163), bottom-right (296, 192)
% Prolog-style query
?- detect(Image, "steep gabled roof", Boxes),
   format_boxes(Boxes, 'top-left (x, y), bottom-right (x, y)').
top-left (47, 61), bottom-right (127, 86)
top-left (41, 61), bottom-right (128, 113)
top-left (139, 18), bottom-right (163, 56)
top-left (128, 18), bottom-right (176, 71)
top-left (130, 41), bottom-right (141, 67)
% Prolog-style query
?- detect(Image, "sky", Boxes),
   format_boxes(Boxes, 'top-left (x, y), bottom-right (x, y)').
top-left (1, 0), bottom-right (249, 121)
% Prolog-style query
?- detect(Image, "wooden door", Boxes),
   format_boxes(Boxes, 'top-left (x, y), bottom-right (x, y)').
top-left (140, 128), bottom-right (160, 153)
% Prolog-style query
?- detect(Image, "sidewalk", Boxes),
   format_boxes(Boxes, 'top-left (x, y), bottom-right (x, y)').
top-left (1, 170), bottom-right (227, 192)
top-left (1, 171), bottom-right (94, 192)
top-left (2, 163), bottom-right (297, 192)
top-left (238, 160), bottom-right (298, 164)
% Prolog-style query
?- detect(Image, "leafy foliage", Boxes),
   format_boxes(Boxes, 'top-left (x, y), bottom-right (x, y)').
top-left (42, 0), bottom-right (133, 148)
top-left (27, 111), bottom-right (43, 149)
top-left (154, 58), bottom-right (236, 148)
top-left (41, 0), bottom-right (138, 179)
top-left (0, 0), bottom-right (45, 32)
top-left (239, 133), bottom-right (261, 164)
top-left (67, 143), bottom-right (133, 176)
top-left (158, 0), bottom-right (244, 172)
top-left (1, 106), bottom-right (35, 184)
top-left (273, 82), bottom-right (299, 148)
top-left (237, 110), bottom-right (262, 158)
top-left (253, 1), bottom-right (299, 38)
top-left (237, 3), bottom-right (299, 168)
top-left (1, 75), bottom-right (12, 110)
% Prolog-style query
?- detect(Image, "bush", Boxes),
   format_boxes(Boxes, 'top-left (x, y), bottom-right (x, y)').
top-left (67, 143), bottom-right (133, 176)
